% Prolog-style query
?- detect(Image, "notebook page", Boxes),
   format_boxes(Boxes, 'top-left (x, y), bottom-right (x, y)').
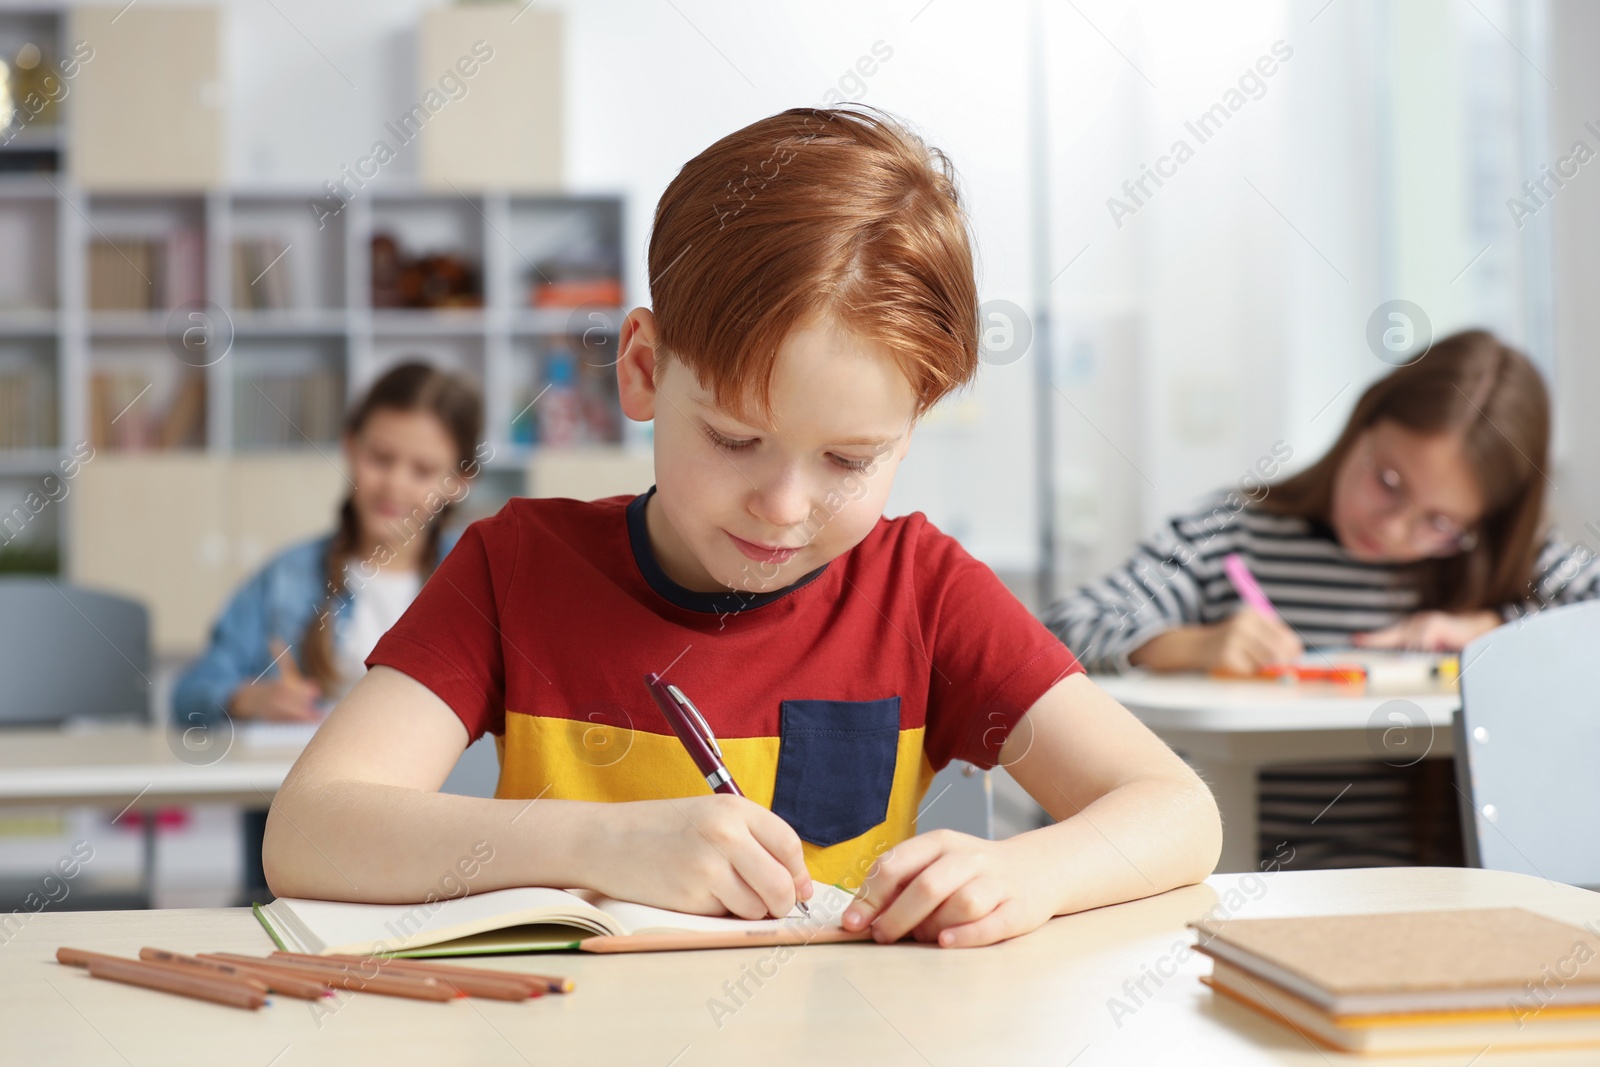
top-left (581, 882), bottom-right (857, 936)
top-left (263, 885), bottom-right (618, 954)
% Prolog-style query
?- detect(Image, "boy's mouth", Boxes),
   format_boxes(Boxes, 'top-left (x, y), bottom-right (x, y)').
top-left (726, 531), bottom-right (799, 565)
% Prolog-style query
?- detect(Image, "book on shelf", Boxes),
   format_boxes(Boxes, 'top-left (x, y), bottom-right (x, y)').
top-left (0, 367), bottom-right (56, 449)
top-left (88, 370), bottom-right (204, 450)
top-left (233, 367), bottom-right (342, 448)
top-left (526, 242), bottom-right (622, 308)
top-left (88, 229), bottom-right (205, 312)
top-left (529, 277), bottom-right (624, 308)
top-left (232, 236), bottom-right (294, 311)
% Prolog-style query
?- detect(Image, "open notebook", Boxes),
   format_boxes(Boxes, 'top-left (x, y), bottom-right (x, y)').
top-left (255, 882), bottom-right (868, 956)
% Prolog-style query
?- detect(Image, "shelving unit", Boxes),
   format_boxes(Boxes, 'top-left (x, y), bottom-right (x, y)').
top-left (0, 178), bottom-right (635, 572)
top-left (0, 4), bottom-right (635, 580)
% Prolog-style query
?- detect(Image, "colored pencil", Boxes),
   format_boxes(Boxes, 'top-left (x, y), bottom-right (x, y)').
top-left (201, 953), bottom-right (457, 1002)
top-left (325, 953), bottom-right (568, 995)
top-left (139, 947), bottom-right (330, 999)
top-left (75, 955), bottom-right (267, 1010)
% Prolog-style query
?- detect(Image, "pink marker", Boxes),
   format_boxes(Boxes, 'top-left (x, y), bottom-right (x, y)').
top-left (1223, 553), bottom-right (1278, 620)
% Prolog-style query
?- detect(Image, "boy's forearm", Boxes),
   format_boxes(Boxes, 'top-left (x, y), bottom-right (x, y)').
top-left (263, 778), bottom-right (604, 903)
top-left (1011, 772), bottom-right (1222, 918)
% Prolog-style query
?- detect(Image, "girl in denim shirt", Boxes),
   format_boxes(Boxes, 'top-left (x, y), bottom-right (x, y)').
top-left (174, 361), bottom-right (482, 896)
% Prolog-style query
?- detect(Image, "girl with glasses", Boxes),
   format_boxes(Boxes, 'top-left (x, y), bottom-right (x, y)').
top-left (1046, 329), bottom-right (1586, 674)
top-left (1045, 329), bottom-right (1594, 868)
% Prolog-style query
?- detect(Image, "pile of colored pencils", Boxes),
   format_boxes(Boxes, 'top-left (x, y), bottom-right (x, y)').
top-left (55, 946), bottom-right (573, 1010)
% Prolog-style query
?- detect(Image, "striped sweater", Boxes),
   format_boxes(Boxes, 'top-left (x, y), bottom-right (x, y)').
top-left (1045, 493), bottom-right (1600, 673)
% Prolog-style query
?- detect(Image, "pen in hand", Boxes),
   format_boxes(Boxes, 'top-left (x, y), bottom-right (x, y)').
top-left (643, 672), bottom-right (812, 919)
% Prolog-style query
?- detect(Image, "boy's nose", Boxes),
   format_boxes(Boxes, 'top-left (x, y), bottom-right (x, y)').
top-left (747, 473), bottom-right (812, 534)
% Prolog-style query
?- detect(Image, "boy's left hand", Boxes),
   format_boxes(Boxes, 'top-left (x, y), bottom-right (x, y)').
top-left (841, 829), bottom-right (1054, 948)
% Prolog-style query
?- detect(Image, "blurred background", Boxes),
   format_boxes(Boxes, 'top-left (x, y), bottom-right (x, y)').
top-left (0, 0), bottom-right (1590, 909)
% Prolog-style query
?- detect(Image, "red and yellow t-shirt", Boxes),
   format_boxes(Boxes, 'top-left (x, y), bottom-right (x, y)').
top-left (367, 489), bottom-right (1082, 886)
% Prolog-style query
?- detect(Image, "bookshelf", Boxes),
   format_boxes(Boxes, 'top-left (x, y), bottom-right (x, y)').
top-left (0, 178), bottom-right (636, 575)
top-left (0, 4), bottom-right (639, 591)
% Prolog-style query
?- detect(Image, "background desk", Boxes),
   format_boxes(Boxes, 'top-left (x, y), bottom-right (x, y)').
top-left (0, 724), bottom-right (310, 908)
top-left (4, 867), bottom-right (1596, 1065)
top-left (1095, 673), bottom-right (1460, 873)
top-left (0, 725), bottom-right (306, 812)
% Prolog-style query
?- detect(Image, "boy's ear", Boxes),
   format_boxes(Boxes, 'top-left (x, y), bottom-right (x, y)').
top-left (617, 307), bottom-right (661, 422)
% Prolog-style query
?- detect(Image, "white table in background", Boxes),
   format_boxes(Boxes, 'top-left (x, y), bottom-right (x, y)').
top-left (5, 867), bottom-right (1595, 1065)
top-left (0, 723), bottom-right (306, 812)
top-left (0, 723), bottom-right (308, 905)
top-left (1094, 673), bottom-right (1460, 874)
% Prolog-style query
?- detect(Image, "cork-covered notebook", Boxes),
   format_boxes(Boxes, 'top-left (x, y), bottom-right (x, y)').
top-left (1192, 908), bottom-right (1600, 1016)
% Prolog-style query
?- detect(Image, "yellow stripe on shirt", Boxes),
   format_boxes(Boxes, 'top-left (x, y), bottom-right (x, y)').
top-left (494, 713), bottom-right (937, 887)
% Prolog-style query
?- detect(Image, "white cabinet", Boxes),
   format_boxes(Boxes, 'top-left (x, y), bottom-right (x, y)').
top-left (69, 6), bottom-right (224, 190)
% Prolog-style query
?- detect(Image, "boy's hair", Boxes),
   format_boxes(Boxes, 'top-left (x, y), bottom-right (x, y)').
top-left (647, 106), bottom-right (979, 420)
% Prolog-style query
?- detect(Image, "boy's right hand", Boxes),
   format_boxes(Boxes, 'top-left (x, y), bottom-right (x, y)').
top-left (592, 795), bottom-right (813, 920)
top-left (1201, 608), bottom-right (1304, 673)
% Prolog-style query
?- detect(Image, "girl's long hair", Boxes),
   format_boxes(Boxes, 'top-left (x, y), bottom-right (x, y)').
top-left (299, 361), bottom-right (482, 689)
top-left (1259, 329), bottom-right (1550, 611)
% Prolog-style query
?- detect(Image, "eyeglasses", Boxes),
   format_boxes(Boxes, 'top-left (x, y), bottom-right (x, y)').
top-left (1358, 438), bottom-right (1479, 555)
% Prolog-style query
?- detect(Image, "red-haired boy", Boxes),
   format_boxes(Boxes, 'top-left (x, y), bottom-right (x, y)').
top-left (267, 108), bottom-right (1221, 948)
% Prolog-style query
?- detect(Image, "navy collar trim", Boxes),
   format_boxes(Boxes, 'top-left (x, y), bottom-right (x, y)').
top-left (625, 487), bottom-right (830, 615)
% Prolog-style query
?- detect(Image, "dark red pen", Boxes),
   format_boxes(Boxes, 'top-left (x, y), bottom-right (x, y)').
top-left (642, 672), bottom-right (811, 917)
top-left (643, 671), bottom-right (743, 797)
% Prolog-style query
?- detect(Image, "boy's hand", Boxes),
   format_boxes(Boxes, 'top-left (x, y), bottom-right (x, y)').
top-left (592, 795), bottom-right (813, 920)
top-left (842, 829), bottom-right (1054, 948)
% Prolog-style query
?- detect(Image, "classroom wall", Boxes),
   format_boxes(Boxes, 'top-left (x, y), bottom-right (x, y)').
top-left (124, 0), bottom-right (1578, 580)
top-left (1546, 0), bottom-right (1600, 546)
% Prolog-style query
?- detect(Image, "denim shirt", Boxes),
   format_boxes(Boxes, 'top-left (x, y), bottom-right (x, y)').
top-left (171, 529), bottom-right (461, 727)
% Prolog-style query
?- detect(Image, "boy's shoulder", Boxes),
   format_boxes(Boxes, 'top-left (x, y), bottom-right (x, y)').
top-left (483, 492), bottom-right (634, 527)
top-left (462, 492), bottom-right (636, 551)
top-left (847, 509), bottom-right (983, 584)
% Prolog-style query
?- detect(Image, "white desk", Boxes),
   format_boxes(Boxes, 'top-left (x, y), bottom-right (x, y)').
top-left (0, 724), bottom-right (307, 906)
top-left (3, 867), bottom-right (1595, 1065)
top-left (0, 724), bottom-right (303, 811)
top-left (1095, 673), bottom-right (1460, 874)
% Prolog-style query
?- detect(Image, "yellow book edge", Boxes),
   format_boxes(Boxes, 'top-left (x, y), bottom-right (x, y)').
top-left (1203, 966), bottom-right (1600, 1056)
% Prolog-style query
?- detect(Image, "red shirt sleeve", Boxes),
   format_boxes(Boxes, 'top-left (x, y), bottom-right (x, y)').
top-left (915, 517), bottom-right (1083, 771)
top-left (365, 508), bottom-right (516, 743)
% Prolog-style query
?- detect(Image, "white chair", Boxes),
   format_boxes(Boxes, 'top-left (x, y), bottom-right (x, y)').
top-left (1454, 600), bottom-right (1600, 889)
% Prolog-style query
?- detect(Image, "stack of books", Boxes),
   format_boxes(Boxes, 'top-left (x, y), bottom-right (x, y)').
top-left (232, 367), bottom-right (342, 448)
top-left (88, 230), bottom-right (204, 311)
top-left (231, 236), bottom-right (294, 311)
top-left (0, 367), bottom-right (55, 448)
top-left (88, 370), bottom-right (205, 450)
top-left (1194, 908), bottom-right (1600, 1054)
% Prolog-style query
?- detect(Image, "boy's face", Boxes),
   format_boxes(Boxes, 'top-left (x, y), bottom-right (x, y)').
top-left (618, 310), bottom-right (916, 595)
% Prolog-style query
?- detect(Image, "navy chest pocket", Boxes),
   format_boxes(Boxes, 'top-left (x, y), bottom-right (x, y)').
top-left (769, 697), bottom-right (901, 848)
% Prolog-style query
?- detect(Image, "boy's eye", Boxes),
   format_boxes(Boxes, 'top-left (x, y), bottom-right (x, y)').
top-left (831, 454), bottom-right (872, 472)
top-left (704, 426), bottom-right (755, 452)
